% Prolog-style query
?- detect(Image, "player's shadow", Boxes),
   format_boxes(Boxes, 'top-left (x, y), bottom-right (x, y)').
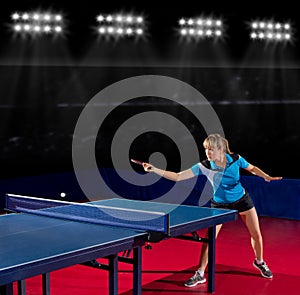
top-left (120, 264), bottom-right (263, 294)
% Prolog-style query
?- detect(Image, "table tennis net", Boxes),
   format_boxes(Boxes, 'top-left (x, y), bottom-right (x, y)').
top-left (5, 194), bottom-right (169, 234)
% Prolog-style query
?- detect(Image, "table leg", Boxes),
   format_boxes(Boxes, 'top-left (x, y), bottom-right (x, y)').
top-left (0, 284), bottom-right (13, 295)
top-left (42, 273), bottom-right (50, 295)
top-left (133, 246), bottom-right (142, 295)
top-left (17, 280), bottom-right (26, 294)
top-left (207, 225), bottom-right (216, 293)
top-left (108, 254), bottom-right (118, 295)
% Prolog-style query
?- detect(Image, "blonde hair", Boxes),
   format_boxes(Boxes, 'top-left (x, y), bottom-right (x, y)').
top-left (203, 133), bottom-right (232, 154)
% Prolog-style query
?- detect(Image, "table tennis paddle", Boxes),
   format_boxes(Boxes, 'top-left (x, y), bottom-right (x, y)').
top-left (131, 159), bottom-right (152, 171)
top-left (130, 159), bottom-right (143, 165)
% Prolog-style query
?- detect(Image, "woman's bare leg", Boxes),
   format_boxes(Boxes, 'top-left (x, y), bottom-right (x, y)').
top-left (239, 207), bottom-right (263, 261)
top-left (198, 224), bottom-right (223, 272)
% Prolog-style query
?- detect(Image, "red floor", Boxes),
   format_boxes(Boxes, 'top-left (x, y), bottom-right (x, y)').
top-left (16, 216), bottom-right (300, 295)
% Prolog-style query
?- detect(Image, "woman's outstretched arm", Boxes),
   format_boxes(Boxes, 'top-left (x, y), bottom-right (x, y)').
top-left (142, 162), bottom-right (195, 181)
top-left (245, 164), bottom-right (282, 182)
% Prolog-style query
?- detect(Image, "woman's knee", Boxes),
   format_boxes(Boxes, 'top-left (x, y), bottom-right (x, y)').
top-left (251, 231), bottom-right (262, 242)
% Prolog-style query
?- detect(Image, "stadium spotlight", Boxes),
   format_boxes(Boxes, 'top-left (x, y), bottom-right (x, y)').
top-left (249, 19), bottom-right (292, 43)
top-left (178, 16), bottom-right (224, 41)
top-left (11, 11), bottom-right (64, 36)
top-left (96, 13), bottom-right (146, 40)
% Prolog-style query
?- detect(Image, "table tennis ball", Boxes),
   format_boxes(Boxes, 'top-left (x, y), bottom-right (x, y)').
top-left (60, 192), bottom-right (66, 198)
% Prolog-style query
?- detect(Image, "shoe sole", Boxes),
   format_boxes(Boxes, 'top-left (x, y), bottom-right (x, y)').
top-left (184, 279), bottom-right (206, 287)
top-left (253, 263), bottom-right (273, 279)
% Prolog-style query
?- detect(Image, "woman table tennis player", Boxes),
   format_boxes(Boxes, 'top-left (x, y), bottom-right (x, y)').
top-left (142, 133), bottom-right (282, 287)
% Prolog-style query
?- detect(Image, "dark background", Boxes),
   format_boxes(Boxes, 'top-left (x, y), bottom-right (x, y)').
top-left (0, 1), bottom-right (299, 179)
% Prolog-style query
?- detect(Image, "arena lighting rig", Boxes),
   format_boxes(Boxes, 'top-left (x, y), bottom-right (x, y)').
top-left (178, 16), bottom-right (224, 40)
top-left (11, 11), bottom-right (64, 35)
top-left (96, 13), bottom-right (145, 39)
top-left (8, 9), bottom-right (295, 45)
top-left (250, 20), bottom-right (292, 42)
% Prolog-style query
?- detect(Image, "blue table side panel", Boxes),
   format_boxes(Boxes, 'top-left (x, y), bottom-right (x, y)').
top-left (0, 169), bottom-right (299, 220)
top-left (240, 176), bottom-right (300, 220)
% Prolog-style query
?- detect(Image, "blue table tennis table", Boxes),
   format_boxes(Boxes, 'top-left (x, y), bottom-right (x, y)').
top-left (0, 194), bottom-right (237, 295)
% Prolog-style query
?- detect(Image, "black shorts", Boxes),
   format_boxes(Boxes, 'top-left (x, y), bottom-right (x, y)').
top-left (210, 191), bottom-right (254, 213)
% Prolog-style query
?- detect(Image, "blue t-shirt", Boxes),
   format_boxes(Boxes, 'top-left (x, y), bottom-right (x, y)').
top-left (191, 154), bottom-right (249, 203)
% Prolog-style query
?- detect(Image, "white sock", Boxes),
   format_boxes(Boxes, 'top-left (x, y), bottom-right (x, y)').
top-left (197, 270), bottom-right (205, 276)
top-left (256, 259), bottom-right (264, 265)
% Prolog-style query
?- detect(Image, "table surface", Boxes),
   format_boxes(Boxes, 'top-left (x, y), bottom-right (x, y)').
top-left (93, 198), bottom-right (237, 237)
top-left (0, 197), bottom-right (237, 290)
